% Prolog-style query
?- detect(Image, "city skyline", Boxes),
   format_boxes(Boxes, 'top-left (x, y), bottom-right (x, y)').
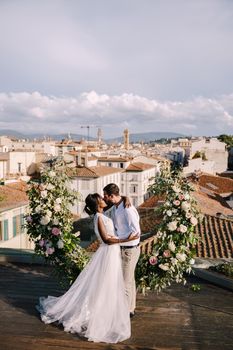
top-left (0, 0), bottom-right (233, 137)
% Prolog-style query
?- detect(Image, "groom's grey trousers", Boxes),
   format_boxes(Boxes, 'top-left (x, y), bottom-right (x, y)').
top-left (121, 245), bottom-right (140, 313)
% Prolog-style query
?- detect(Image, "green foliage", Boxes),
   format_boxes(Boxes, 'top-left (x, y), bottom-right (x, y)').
top-left (210, 262), bottom-right (233, 278)
top-left (136, 165), bottom-right (202, 293)
top-left (218, 134), bottom-right (233, 149)
top-left (191, 284), bottom-right (201, 292)
top-left (192, 151), bottom-right (207, 160)
top-left (25, 161), bottom-right (90, 285)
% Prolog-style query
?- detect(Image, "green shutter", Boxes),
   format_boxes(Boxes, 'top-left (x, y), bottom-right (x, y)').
top-left (4, 220), bottom-right (8, 241)
top-left (13, 216), bottom-right (17, 237)
top-left (20, 214), bottom-right (24, 233)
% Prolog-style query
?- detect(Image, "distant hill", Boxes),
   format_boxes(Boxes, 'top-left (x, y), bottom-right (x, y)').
top-left (0, 130), bottom-right (185, 143)
top-left (0, 129), bottom-right (27, 139)
top-left (106, 132), bottom-right (186, 143)
top-left (0, 130), bottom-right (90, 141)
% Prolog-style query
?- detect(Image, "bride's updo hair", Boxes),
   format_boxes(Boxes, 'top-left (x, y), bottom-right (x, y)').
top-left (84, 193), bottom-right (101, 215)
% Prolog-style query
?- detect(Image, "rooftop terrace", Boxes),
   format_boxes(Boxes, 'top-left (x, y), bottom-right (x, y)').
top-left (0, 262), bottom-right (232, 350)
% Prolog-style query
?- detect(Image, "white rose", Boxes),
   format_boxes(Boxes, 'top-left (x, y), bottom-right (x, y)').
top-left (184, 193), bottom-right (190, 200)
top-left (166, 210), bottom-right (172, 217)
top-left (74, 231), bottom-right (80, 237)
top-left (189, 258), bottom-right (195, 265)
top-left (57, 239), bottom-right (64, 249)
top-left (49, 171), bottom-right (56, 177)
top-left (176, 253), bottom-right (187, 262)
top-left (46, 210), bottom-right (52, 218)
top-left (186, 212), bottom-right (192, 219)
top-left (179, 224), bottom-right (188, 233)
top-left (41, 190), bottom-right (48, 198)
top-left (54, 204), bottom-right (61, 212)
top-left (47, 183), bottom-right (54, 190)
top-left (181, 201), bottom-right (190, 212)
top-left (168, 241), bottom-right (176, 252)
top-left (167, 221), bottom-right (178, 231)
top-left (172, 185), bottom-right (180, 193)
top-left (156, 231), bottom-right (163, 238)
top-left (159, 263), bottom-right (170, 271)
top-left (53, 218), bottom-right (59, 225)
top-left (40, 215), bottom-right (50, 225)
top-left (171, 258), bottom-right (178, 265)
top-left (35, 206), bottom-right (41, 213)
top-left (190, 217), bottom-right (198, 226)
top-left (55, 198), bottom-right (62, 204)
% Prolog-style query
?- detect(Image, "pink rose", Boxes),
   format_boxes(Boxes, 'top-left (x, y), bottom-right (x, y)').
top-left (46, 247), bottom-right (55, 255)
top-left (178, 194), bottom-right (185, 201)
top-left (173, 200), bottom-right (180, 206)
top-left (163, 250), bottom-right (171, 258)
top-left (26, 215), bottom-right (33, 223)
top-left (149, 256), bottom-right (158, 265)
top-left (38, 239), bottom-right (45, 247)
top-left (51, 227), bottom-right (61, 236)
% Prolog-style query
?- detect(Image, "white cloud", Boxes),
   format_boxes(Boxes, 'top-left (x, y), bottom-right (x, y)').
top-left (0, 91), bottom-right (232, 137)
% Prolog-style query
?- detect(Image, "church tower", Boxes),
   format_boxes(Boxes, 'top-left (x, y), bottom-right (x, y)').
top-left (123, 129), bottom-right (129, 150)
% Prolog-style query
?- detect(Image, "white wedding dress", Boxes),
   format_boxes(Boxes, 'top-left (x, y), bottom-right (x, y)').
top-left (37, 212), bottom-right (131, 343)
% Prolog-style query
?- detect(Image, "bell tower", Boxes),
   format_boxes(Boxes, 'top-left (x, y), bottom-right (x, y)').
top-left (123, 129), bottom-right (129, 150)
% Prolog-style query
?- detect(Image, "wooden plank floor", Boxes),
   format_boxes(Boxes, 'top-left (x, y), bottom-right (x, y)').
top-left (0, 262), bottom-right (232, 350)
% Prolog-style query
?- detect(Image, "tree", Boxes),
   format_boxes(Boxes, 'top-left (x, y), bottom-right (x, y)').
top-left (218, 134), bottom-right (233, 149)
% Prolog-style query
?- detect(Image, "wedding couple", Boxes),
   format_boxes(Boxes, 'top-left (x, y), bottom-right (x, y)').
top-left (37, 183), bottom-right (141, 343)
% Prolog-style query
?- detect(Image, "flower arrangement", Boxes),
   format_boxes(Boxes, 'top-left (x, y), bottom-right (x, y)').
top-left (25, 160), bottom-right (90, 285)
top-left (136, 166), bottom-right (201, 293)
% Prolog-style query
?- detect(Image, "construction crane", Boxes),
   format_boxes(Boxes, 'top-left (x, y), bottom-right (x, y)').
top-left (80, 125), bottom-right (101, 142)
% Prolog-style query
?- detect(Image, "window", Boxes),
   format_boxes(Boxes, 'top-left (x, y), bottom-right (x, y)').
top-left (120, 163), bottom-right (124, 168)
top-left (13, 215), bottom-right (23, 237)
top-left (108, 162), bottom-right (112, 167)
top-left (130, 185), bottom-right (137, 193)
top-left (18, 163), bottom-right (22, 172)
top-left (4, 220), bottom-right (8, 241)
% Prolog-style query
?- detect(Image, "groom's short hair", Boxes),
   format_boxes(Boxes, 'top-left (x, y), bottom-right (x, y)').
top-left (103, 183), bottom-right (120, 196)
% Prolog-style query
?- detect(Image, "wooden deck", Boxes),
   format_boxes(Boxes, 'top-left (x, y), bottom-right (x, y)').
top-left (0, 262), bottom-right (232, 350)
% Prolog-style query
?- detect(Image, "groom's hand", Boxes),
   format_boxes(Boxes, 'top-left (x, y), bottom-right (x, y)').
top-left (128, 232), bottom-right (139, 240)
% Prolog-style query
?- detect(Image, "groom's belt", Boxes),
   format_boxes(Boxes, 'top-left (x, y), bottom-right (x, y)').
top-left (120, 243), bottom-right (140, 249)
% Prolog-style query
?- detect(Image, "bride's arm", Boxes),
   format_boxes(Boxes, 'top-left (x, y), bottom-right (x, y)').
top-left (97, 216), bottom-right (139, 245)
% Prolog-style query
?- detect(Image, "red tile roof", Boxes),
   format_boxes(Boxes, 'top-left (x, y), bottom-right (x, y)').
top-left (197, 174), bottom-right (233, 194)
top-left (68, 165), bottom-right (123, 178)
top-left (0, 181), bottom-right (28, 211)
top-left (126, 162), bottom-right (155, 172)
top-left (195, 215), bottom-right (233, 258)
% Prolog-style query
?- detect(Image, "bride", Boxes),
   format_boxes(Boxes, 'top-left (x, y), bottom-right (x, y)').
top-left (37, 193), bottom-right (139, 343)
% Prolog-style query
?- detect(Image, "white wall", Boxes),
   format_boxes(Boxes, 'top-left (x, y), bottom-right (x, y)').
top-left (8, 151), bottom-right (36, 175)
top-left (0, 160), bottom-right (7, 179)
top-left (0, 205), bottom-right (33, 249)
top-left (183, 158), bottom-right (215, 175)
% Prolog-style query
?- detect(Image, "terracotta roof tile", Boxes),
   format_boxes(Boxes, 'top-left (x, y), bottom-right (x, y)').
top-left (126, 162), bottom-right (155, 172)
top-left (195, 215), bottom-right (233, 258)
top-left (67, 167), bottom-right (98, 178)
top-left (90, 166), bottom-right (123, 176)
top-left (197, 174), bottom-right (233, 194)
top-left (98, 157), bottom-right (129, 162)
top-left (68, 165), bottom-right (123, 178)
top-left (0, 181), bottom-right (28, 211)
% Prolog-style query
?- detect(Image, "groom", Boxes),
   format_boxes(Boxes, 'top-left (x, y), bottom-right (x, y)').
top-left (103, 183), bottom-right (141, 317)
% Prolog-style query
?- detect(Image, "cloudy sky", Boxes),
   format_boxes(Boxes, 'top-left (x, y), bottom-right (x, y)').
top-left (0, 0), bottom-right (233, 139)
